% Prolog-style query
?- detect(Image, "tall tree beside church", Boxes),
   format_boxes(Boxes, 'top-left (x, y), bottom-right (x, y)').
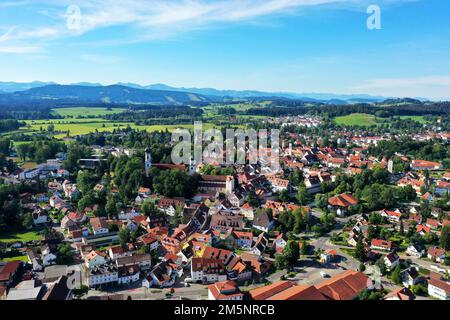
top-left (355, 236), bottom-right (367, 262)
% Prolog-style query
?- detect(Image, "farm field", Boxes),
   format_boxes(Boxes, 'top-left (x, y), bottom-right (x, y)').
top-left (398, 115), bottom-right (428, 124)
top-left (334, 113), bottom-right (431, 127)
top-left (334, 113), bottom-right (378, 126)
top-left (51, 107), bottom-right (127, 117)
top-left (18, 121), bottom-right (218, 139)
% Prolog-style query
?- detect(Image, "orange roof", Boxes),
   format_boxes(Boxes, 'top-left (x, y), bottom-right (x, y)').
top-left (249, 281), bottom-right (294, 300)
top-left (315, 270), bottom-right (369, 300)
top-left (328, 193), bottom-right (358, 207)
top-left (268, 285), bottom-right (326, 300)
top-left (382, 209), bottom-right (401, 218)
top-left (208, 280), bottom-right (243, 300)
top-left (250, 270), bottom-right (368, 300)
top-left (371, 239), bottom-right (392, 248)
top-left (416, 224), bottom-right (431, 233)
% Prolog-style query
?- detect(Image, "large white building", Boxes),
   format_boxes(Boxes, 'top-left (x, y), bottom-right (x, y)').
top-left (428, 277), bottom-right (450, 300)
top-left (87, 264), bottom-right (118, 287)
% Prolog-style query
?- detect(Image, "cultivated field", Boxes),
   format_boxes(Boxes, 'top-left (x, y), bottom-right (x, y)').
top-left (51, 107), bottom-right (127, 117)
top-left (334, 113), bottom-right (378, 127)
top-left (334, 113), bottom-right (430, 127)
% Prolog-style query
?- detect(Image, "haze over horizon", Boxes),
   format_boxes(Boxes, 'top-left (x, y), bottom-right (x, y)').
top-left (0, 0), bottom-right (449, 100)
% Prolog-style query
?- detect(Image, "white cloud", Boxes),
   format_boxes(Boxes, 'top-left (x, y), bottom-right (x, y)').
top-left (352, 75), bottom-right (450, 100)
top-left (0, 45), bottom-right (42, 54)
top-left (0, 1), bottom-right (28, 8)
top-left (1, 0), bottom-right (413, 48)
top-left (2, 0), bottom-right (346, 45)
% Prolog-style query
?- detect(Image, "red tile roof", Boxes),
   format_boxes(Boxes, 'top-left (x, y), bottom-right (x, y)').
top-left (328, 193), bottom-right (358, 207)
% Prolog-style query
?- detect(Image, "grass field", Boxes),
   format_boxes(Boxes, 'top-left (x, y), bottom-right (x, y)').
top-left (399, 116), bottom-right (428, 124)
top-left (51, 107), bottom-right (126, 117)
top-left (18, 121), bottom-right (218, 139)
top-left (0, 230), bottom-right (42, 243)
top-left (0, 255), bottom-right (29, 263)
top-left (334, 113), bottom-right (377, 127)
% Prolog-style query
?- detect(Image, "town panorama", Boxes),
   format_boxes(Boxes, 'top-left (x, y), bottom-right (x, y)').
top-left (0, 0), bottom-right (449, 306)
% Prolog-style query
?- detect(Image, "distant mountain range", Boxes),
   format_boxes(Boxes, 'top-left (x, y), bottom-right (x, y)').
top-left (0, 84), bottom-right (209, 105)
top-left (0, 81), bottom-right (419, 105)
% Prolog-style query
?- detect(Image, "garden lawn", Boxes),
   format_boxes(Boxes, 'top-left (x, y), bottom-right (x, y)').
top-left (0, 255), bottom-right (29, 262)
top-left (0, 229), bottom-right (42, 243)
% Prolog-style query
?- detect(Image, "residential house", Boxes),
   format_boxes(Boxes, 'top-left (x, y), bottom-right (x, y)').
top-left (116, 253), bottom-right (152, 271)
top-left (208, 280), bottom-right (243, 300)
top-left (428, 276), bottom-right (450, 300)
top-left (253, 210), bottom-right (274, 232)
top-left (42, 275), bottom-right (73, 300)
top-left (273, 233), bottom-right (287, 254)
top-left (0, 261), bottom-right (22, 288)
top-left (327, 193), bottom-right (358, 217)
top-left (227, 191), bottom-right (245, 207)
top-left (138, 233), bottom-right (160, 252)
top-left (401, 267), bottom-right (421, 287)
top-left (108, 245), bottom-right (134, 261)
top-left (143, 260), bottom-right (178, 288)
top-left (32, 209), bottom-right (48, 225)
top-left (251, 233), bottom-right (268, 256)
top-left (425, 218), bottom-right (440, 230)
top-left (87, 264), bottom-right (118, 287)
top-left (90, 217), bottom-right (109, 235)
top-left (117, 265), bottom-right (140, 285)
top-left (411, 160), bottom-right (443, 171)
top-left (406, 243), bottom-right (425, 258)
top-left (384, 287), bottom-right (415, 300)
top-left (428, 247), bottom-right (446, 263)
top-left (232, 231), bottom-right (253, 249)
top-left (268, 176), bottom-right (290, 192)
top-left (380, 209), bottom-right (401, 223)
top-left (436, 180), bottom-right (450, 195)
top-left (191, 258), bottom-right (227, 283)
top-left (416, 224), bottom-right (431, 236)
top-left (384, 252), bottom-right (400, 271)
top-left (210, 212), bottom-right (245, 233)
top-left (240, 203), bottom-right (255, 220)
top-left (118, 208), bottom-right (140, 221)
top-left (320, 249), bottom-right (337, 264)
top-left (85, 251), bottom-right (108, 269)
top-left (371, 239), bottom-right (393, 252)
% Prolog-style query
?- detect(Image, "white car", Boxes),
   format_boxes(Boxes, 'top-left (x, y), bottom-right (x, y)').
top-left (320, 271), bottom-right (329, 278)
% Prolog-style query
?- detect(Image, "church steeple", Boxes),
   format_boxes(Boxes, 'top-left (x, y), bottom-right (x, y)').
top-left (145, 148), bottom-right (152, 176)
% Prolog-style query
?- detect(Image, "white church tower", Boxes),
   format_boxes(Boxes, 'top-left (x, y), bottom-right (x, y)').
top-left (145, 148), bottom-right (152, 176)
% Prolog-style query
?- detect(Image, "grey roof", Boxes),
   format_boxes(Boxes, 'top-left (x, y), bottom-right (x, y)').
top-left (43, 265), bottom-right (68, 283)
top-left (7, 286), bottom-right (44, 300)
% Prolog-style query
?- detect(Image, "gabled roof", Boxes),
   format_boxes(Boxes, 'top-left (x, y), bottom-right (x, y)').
top-left (428, 277), bottom-right (450, 294)
top-left (328, 193), bottom-right (358, 207)
top-left (315, 270), bottom-right (369, 300)
top-left (208, 280), bottom-right (243, 300)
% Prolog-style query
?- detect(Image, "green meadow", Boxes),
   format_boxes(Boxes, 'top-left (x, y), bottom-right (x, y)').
top-left (334, 113), bottom-right (378, 127)
top-left (334, 113), bottom-right (430, 127)
top-left (51, 107), bottom-right (127, 117)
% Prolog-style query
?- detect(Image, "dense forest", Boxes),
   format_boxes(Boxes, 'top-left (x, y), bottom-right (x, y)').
top-left (0, 119), bottom-right (22, 133)
top-left (243, 101), bottom-right (450, 118)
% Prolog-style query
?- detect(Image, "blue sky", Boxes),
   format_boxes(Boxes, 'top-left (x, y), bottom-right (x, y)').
top-left (0, 0), bottom-right (449, 100)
